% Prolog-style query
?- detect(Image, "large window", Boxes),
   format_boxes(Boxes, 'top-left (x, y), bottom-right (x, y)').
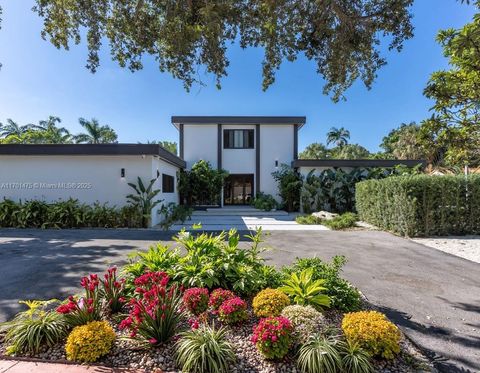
top-left (224, 129), bottom-right (254, 149)
top-left (162, 174), bottom-right (175, 193)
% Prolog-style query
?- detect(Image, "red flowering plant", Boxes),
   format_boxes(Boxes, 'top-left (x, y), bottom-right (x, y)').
top-left (218, 296), bottom-right (248, 325)
top-left (119, 271), bottom-right (182, 346)
top-left (56, 274), bottom-right (101, 327)
top-left (100, 266), bottom-right (127, 313)
top-left (251, 316), bottom-right (293, 360)
top-left (209, 288), bottom-right (235, 314)
top-left (182, 287), bottom-right (209, 316)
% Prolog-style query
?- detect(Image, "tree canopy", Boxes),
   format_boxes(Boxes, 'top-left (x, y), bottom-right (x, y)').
top-left (418, 3), bottom-right (480, 166)
top-left (75, 118), bottom-right (118, 144)
top-left (29, 0), bottom-right (414, 101)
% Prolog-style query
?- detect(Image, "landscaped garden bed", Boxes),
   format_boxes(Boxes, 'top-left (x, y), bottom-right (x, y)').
top-left (0, 229), bottom-right (432, 373)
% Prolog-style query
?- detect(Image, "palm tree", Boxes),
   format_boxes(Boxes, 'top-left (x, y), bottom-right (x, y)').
top-left (31, 116), bottom-right (72, 143)
top-left (0, 119), bottom-right (31, 138)
top-left (326, 127), bottom-right (350, 148)
top-left (75, 118), bottom-right (118, 144)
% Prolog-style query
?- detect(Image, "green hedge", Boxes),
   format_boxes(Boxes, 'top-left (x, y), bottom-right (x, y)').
top-left (355, 175), bottom-right (480, 237)
top-left (0, 198), bottom-right (143, 229)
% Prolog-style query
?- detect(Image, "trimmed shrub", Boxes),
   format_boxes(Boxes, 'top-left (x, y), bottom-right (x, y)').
top-left (251, 316), bottom-right (293, 360)
top-left (209, 289), bottom-right (236, 313)
top-left (281, 305), bottom-right (325, 346)
top-left (218, 297), bottom-right (248, 325)
top-left (342, 311), bottom-right (401, 359)
top-left (252, 288), bottom-right (290, 317)
top-left (183, 288), bottom-right (210, 316)
top-left (356, 175), bottom-right (480, 236)
top-left (323, 213), bottom-right (358, 230)
top-left (65, 321), bottom-right (116, 362)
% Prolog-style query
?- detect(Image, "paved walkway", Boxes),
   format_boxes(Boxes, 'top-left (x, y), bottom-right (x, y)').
top-left (0, 229), bottom-right (478, 372)
top-left (0, 359), bottom-right (144, 372)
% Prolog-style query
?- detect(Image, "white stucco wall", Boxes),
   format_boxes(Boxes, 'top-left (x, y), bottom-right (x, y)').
top-left (151, 157), bottom-right (180, 226)
top-left (260, 125), bottom-right (295, 201)
top-left (183, 124), bottom-right (218, 169)
top-left (221, 124), bottom-right (256, 175)
top-left (0, 155), bottom-right (180, 227)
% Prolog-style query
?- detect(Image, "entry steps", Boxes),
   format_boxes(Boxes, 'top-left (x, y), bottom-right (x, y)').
top-left (192, 207), bottom-right (289, 217)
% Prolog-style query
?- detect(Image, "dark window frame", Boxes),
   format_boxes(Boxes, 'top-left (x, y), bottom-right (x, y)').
top-left (162, 173), bottom-right (175, 193)
top-left (223, 129), bottom-right (255, 149)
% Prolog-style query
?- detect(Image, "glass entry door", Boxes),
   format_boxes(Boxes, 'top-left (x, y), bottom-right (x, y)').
top-left (224, 174), bottom-right (254, 205)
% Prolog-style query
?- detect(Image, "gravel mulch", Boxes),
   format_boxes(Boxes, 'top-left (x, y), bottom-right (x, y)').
top-left (412, 235), bottom-right (480, 263)
top-left (0, 303), bottom-right (434, 373)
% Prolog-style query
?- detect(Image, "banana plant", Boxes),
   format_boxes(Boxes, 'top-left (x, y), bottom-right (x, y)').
top-left (127, 177), bottom-right (163, 228)
top-left (279, 268), bottom-right (331, 310)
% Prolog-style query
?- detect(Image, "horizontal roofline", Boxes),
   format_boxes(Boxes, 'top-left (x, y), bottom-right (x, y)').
top-left (292, 159), bottom-right (427, 168)
top-left (171, 116), bottom-right (306, 129)
top-left (0, 144), bottom-right (186, 168)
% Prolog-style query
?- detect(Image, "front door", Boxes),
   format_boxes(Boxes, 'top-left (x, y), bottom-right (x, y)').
top-left (224, 174), bottom-right (254, 205)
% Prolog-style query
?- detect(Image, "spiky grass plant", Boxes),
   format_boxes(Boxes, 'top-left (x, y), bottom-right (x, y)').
top-left (0, 300), bottom-right (68, 355)
top-left (175, 324), bottom-right (236, 373)
top-left (340, 341), bottom-right (374, 373)
top-left (297, 334), bottom-right (342, 373)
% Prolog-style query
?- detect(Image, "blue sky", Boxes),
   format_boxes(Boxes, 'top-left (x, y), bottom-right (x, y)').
top-left (0, 1), bottom-right (476, 152)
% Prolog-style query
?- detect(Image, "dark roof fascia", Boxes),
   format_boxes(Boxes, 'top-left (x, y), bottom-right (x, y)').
top-left (172, 116), bottom-right (306, 128)
top-left (292, 159), bottom-right (427, 168)
top-left (0, 144), bottom-right (186, 168)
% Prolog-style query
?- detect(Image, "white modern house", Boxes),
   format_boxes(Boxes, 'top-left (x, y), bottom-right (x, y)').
top-left (0, 116), bottom-right (423, 227)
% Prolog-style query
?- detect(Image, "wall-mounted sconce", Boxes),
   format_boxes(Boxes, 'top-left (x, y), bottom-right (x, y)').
top-left (157, 169), bottom-right (160, 178)
top-left (275, 159), bottom-right (279, 168)
top-left (121, 168), bottom-right (125, 178)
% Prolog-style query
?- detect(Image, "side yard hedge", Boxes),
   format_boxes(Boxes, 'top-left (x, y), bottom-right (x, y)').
top-left (355, 175), bottom-right (480, 237)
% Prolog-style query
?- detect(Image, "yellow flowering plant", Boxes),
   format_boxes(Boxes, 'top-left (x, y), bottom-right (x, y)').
top-left (342, 311), bottom-right (401, 359)
top-left (252, 288), bottom-right (290, 317)
top-left (65, 320), bottom-right (116, 363)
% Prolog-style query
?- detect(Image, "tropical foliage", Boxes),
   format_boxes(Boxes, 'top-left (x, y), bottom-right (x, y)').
top-left (159, 203), bottom-right (193, 230)
top-left (0, 198), bottom-right (142, 229)
top-left (283, 256), bottom-right (361, 312)
top-left (322, 213), bottom-right (358, 230)
top-left (251, 192), bottom-right (278, 211)
top-left (271, 164), bottom-right (302, 212)
top-left (327, 127), bottom-right (350, 147)
top-left (74, 118), bottom-right (118, 144)
top-left (279, 269), bottom-right (331, 310)
top-left (178, 160), bottom-right (228, 206)
top-left (127, 177), bottom-right (163, 228)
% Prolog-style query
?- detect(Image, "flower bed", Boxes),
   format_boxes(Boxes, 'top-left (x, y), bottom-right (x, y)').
top-left (0, 229), bottom-right (433, 373)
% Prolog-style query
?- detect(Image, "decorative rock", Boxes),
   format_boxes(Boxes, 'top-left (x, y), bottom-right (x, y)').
top-left (312, 211), bottom-right (338, 220)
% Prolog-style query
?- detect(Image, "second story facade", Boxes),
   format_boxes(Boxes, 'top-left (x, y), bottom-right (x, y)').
top-left (172, 116), bottom-right (306, 205)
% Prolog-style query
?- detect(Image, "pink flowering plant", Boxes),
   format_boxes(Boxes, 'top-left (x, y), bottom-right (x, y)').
top-left (218, 296), bottom-right (248, 325)
top-left (251, 316), bottom-right (293, 360)
top-left (56, 274), bottom-right (101, 327)
top-left (100, 266), bottom-right (127, 313)
top-left (183, 287), bottom-right (209, 316)
top-left (119, 271), bottom-right (182, 345)
top-left (209, 288), bottom-right (235, 314)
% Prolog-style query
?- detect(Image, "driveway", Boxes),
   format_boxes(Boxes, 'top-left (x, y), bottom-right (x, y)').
top-left (0, 229), bottom-right (478, 372)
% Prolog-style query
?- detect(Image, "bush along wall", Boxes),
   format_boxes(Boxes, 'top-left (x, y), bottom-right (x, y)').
top-left (356, 175), bottom-right (480, 237)
top-left (0, 198), bottom-right (143, 229)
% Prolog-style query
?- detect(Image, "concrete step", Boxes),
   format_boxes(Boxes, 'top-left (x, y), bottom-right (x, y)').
top-left (192, 209), bottom-right (288, 216)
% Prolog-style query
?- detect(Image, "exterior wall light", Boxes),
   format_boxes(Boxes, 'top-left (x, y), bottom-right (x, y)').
top-left (275, 160), bottom-right (279, 168)
top-left (121, 168), bottom-right (125, 178)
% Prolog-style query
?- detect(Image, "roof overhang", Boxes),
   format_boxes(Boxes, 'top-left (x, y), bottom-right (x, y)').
top-left (172, 116), bottom-right (306, 129)
top-left (292, 159), bottom-right (427, 168)
top-left (0, 144), bottom-right (186, 169)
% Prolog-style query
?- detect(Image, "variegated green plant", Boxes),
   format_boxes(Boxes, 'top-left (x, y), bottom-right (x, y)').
top-left (279, 268), bottom-right (331, 310)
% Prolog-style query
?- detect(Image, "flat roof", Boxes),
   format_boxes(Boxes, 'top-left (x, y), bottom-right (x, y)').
top-left (292, 159), bottom-right (427, 168)
top-left (172, 116), bottom-right (306, 129)
top-left (0, 144), bottom-right (186, 168)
